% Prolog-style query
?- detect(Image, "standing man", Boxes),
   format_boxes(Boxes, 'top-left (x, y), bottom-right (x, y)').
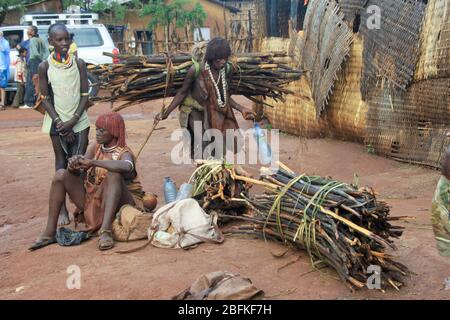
top-left (157, 37), bottom-right (255, 159)
top-left (0, 31), bottom-right (10, 110)
top-left (24, 26), bottom-right (49, 109)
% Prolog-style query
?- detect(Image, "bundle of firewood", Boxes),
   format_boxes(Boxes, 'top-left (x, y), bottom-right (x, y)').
top-left (88, 52), bottom-right (302, 111)
top-left (223, 164), bottom-right (412, 291)
top-left (189, 160), bottom-right (252, 212)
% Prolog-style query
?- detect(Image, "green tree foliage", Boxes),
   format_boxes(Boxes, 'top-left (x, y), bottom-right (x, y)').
top-left (141, 0), bottom-right (189, 31)
top-left (141, 0), bottom-right (207, 50)
top-left (91, 0), bottom-right (126, 23)
top-left (187, 2), bottom-right (207, 30)
top-left (62, 0), bottom-right (87, 10)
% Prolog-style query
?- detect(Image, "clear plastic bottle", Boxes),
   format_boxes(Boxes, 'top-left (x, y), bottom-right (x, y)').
top-left (254, 122), bottom-right (272, 164)
top-left (163, 177), bottom-right (177, 204)
top-left (176, 183), bottom-right (193, 201)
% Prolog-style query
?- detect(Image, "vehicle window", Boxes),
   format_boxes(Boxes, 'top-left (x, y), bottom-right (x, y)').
top-left (68, 28), bottom-right (103, 47)
top-left (3, 30), bottom-right (23, 49)
top-left (38, 28), bottom-right (49, 43)
top-left (37, 27), bottom-right (104, 48)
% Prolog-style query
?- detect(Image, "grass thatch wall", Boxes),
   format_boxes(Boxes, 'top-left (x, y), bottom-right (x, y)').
top-left (254, 0), bottom-right (450, 168)
top-left (365, 78), bottom-right (450, 168)
top-left (415, 0), bottom-right (450, 80)
top-left (323, 36), bottom-right (368, 142)
top-left (257, 35), bottom-right (367, 141)
top-left (258, 37), bottom-right (325, 138)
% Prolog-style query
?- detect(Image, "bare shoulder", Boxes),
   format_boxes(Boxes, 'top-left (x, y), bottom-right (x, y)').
top-left (187, 65), bottom-right (197, 77)
top-left (76, 58), bottom-right (87, 69)
top-left (119, 151), bottom-right (134, 161)
top-left (38, 60), bottom-right (49, 73)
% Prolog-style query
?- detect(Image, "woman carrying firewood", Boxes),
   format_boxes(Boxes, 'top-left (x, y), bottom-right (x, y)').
top-left (156, 37), bottom-right (256, 159)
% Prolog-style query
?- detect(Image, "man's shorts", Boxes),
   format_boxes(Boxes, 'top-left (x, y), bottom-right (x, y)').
top-left (0, 69), bottom-right (8, 88)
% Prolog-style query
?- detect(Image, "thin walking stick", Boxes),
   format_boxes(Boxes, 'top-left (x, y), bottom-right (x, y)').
top-left (135, 55), bottom-right (174, 160)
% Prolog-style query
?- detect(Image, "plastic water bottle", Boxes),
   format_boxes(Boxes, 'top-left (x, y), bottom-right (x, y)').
top-left (176, 183), bottom-right (193, 201)
top-left (254, 123), bottom-right (272, 164)
top-left (163, 177), bottom-right (177, 204)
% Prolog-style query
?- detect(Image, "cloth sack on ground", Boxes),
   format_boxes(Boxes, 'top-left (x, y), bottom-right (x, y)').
top-left (112, 204), bottom-right (152, 242)
top-left (172, 271), bottom-right (264, 300)
top-left (431, 176), bottom-right (450, 257)
top-left (56, 227), bottom-right (90, 246)
top-left (148, 198), bottom-right (224, 249)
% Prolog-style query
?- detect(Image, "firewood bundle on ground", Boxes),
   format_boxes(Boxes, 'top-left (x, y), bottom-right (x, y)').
top-left (220, 163), bottom-right (412, 291)
top-left (189, 160), bottom-right (252, 214)
top-left (89, 52), bottom-right (302, 111)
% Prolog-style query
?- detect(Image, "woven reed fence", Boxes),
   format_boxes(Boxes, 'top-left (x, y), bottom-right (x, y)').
top-left (365, 78), bottom-right (450, 168)
top-left (257, 37), bottom-right (325, 138)
top-left (254, 0), bottom-right (450, 168)
top-left (415, 0), bottom-right (450, 80)
top-left (324, 36), bottom-right (368, 142)
top-left (302, 0), bottom-right (353, 117)
top-left (363, 0), bottom-right (450, 168)
top-left (360, 0), bottom-right (426, 98)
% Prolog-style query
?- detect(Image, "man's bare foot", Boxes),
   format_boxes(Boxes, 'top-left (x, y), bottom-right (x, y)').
top-left (58, 212), bottom-right (71, 226)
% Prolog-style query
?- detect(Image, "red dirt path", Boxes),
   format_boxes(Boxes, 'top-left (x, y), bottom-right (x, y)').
top-left (0, 98), bottom-right (448, 300)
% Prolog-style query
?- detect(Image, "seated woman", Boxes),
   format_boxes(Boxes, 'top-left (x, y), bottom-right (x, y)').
top-left (29, 112), bottom-right (145, 251)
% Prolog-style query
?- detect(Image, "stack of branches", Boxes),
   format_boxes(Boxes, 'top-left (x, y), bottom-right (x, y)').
top-left (189, 160), bottom-right (252, 216)
top-left (89, 52), bottom-right (302, 111)
top-left (223, 163), bottom-right (412, 291)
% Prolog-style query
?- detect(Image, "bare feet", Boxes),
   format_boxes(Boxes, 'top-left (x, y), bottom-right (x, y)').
top-left (58, 211), bottom-right (71, 226)
top-left (58, 203), bottom-right (71, 226)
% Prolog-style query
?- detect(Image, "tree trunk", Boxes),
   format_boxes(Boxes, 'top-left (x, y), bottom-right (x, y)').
top-left (185, 24), bottom-right (190, 51)
top-left (165, 23), bottom-right (170, 53)
top-left (0, 11), bottom-right (6, 26)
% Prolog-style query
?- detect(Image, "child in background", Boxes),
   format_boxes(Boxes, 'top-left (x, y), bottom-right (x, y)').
top-left (13, 48), bottom-right (27, 108)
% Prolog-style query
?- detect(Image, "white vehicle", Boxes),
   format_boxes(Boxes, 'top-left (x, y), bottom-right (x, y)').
top-left (0, 13), bottom-right (119, 97)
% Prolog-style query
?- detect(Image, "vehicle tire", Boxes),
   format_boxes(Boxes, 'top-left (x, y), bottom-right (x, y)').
top-left (87, 71), bottom-right (99, 98)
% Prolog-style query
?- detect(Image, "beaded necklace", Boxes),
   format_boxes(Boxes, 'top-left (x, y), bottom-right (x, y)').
top-left (101, 144), bottom-right (118, 153)
top-left (49, 52), bottom-right (73, 69)
top-left (205, 62), bottom-right (227, 108)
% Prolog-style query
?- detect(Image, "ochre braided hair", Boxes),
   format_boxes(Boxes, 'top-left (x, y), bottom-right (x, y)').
top-left (95, 112), bottom-right (126, 147)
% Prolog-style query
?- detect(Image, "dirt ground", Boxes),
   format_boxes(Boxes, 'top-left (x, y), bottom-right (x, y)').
top-left (0, 97), bottom-right (449, 300)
